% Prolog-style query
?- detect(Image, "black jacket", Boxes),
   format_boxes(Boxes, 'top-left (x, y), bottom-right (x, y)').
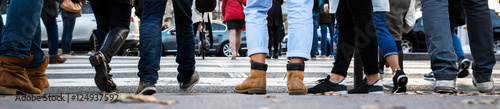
top-left (267, 0), bottom-right (283, 27)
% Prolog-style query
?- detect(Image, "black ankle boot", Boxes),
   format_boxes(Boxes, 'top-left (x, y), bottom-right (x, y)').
top-left (89, 51), bottom-right (116, 92)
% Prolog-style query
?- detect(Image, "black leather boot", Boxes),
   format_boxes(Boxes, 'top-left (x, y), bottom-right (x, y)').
top-left (89, 27), bottom-right (129, 93)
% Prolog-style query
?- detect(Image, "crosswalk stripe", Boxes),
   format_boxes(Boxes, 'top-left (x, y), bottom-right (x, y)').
top-left (46, 77), bottom-right (500, 87)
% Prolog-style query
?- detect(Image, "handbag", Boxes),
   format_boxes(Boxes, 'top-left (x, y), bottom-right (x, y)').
top-left (60, 0), bottom-right (81, 13)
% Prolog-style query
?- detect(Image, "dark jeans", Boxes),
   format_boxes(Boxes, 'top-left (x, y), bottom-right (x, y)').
top-left (89, 0), bottom-right (131, 53)
top-left (41, 14), bottom-right (59, 58)
top-left (422, 0), bottom-right (496, 82)
top-left (138, 0), bottom-right (195, 84)
top-left (61, 10), bottom-right (77, 54)
top-left (331, 0), bottom-right (379, 77)
top-left (0, 0), bottom-right (45, 68)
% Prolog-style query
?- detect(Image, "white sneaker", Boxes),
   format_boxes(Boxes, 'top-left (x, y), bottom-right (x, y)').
top-left (473, 78), bottom-right (495, 93)
top-left (433, 80), bottom-right (457, 93)
top-left (384, 80), bottom-right (394, 88)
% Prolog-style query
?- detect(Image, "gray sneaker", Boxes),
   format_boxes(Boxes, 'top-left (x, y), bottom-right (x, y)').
top-left (134, 82), bottom-right (157, 95)
top-left (433, 80), bottom-right (458, 93)
top-left (179, 71), bottom-right (200, 91)
top-left (473, 78), bottom-right (495, 93)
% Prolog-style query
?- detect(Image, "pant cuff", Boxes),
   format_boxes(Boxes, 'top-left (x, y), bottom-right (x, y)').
top-left (287, 50), bottom-right (311, 60)
top-left (248, 47), bottom-right (268, 57)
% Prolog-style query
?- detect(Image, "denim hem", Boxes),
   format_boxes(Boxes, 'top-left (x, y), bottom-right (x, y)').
top-left (287, 50), bottom-right (311, 60)
top-left (247, 47), bottom-right (269, 57)
top-left (139, 78), bottom-right (157, 84)
top-left (383, 52), bottom-right (399, 58)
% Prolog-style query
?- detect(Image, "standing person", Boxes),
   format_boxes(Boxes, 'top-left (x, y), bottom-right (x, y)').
top-left (311, 0), bottom-right (321, 59)
top-left (61, 3), bottom-right (80, 56)
top-left (42, 0), bottom-right (67, 64)
top-left (88, 0), bottom-right (131, 93)
top-left (371, 0), bottom-right (408, 93)
top-left (135, 0), bottom-right (199, 95)
top-left (0, 0), bottom-right (52, 94)
top-left (222, 0), bottom-right (246, 60)
top-left (421, 0), bottom-right (496, 93)
top-left (318, 10), bottom-right (334, 58)
top-left (308, 0), bottom-right (383, 94)
top-left (423, 0), bottom-right (472, 81)
top-left (324, 0), bottom-right (339, 59)
top-left (234, 0), bottom-right (313, 95)
top-left (266, 0), bottom-right (283, 59)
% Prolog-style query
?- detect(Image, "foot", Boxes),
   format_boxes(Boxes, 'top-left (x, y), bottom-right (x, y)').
top-left (135, 82), bottom-right (157, 95)
top-left (392, 70), bottom-right (408, 93)
top-left (234, 61), bottom-right (267, 94)
top-left (179, 71), bottom-right (200, 91)
top-left (49, 55), bottom-right (67, 64)
top-left (348, 79), bottom-right (384, 94)
top-left (307, 75), bottom-right (347, 94)
top-left (433, 80), bottom-right (457, 93)
top-left (473, 78), bottom-right (495, 93)
top-left (423, 72), bottom-right (435, 81)
top-left (457, 57), bottom-right (471, 78)
top-left (89, 52), bottom-right (116, 93)
top-left (231, 55), bottom-right (237, 60)
top-left (272, 55), bottom-right (278, 59)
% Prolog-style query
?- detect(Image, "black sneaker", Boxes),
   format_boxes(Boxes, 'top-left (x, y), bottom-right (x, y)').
top-left (392, 70), bottom-right (408, 93)
top-left (423, 72), bottom-right (435, 81)
top-left (179, 71), bottom-right (200, 91)
top-left (348, 79), bottom-right (384, 94)
top-left (307, 75), bottom-right (348, 94)
top-left (457, 57), bottom-right (470, 78)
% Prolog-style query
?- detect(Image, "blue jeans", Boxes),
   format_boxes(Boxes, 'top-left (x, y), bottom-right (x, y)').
top-left (245, 0), bottom-right (313, 60)
top-left (449, 18), bottom-right (464, 58)
top-left (41, 13), bottom-right (59, 58)
top-left (374, 12), bottom-right (398, 58)
top-left (422, 0), bottom-right (496, 82)
top-left (311, 11), bottom-right (319, 56)
top-left (320, 24), bottom-right (334, 56)
top-left (138, 0), bottom-right (195, 84)
top-left (61, 10), bottom-right (77, 54)
top-left (0, 0), bottom-right (45, 68)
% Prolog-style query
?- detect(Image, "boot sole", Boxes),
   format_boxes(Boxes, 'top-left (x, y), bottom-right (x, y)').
top-left (89, 56), bottom-right (112, 93)
top-left (234, 88), bottom-right (266, 94)
top-left (288, 90), bottom-right (306, 95)
top-left (0, 86), bottom-right (18, 95)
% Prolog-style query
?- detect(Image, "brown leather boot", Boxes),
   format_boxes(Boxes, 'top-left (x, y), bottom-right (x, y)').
top-left (0, 56), bottom-right (42, 94)
top-left (49, 55), bottom-right (67, 64)
top-left (286, 63), bottom-right (307, 95)
top-left (234, 61), bottom-right (267, 94)
top-left (27, 57), bottom-right (50, 92)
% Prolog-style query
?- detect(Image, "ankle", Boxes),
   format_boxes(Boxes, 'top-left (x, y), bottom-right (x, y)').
top-left (329, 73), bottom-right (345, 82)
top-left (365, 74), bottom-right (379, 84)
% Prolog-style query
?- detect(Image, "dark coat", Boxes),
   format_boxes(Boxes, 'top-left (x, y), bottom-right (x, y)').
top-left (449, 0), bottom-right (465, 27)
top-left (267, 0), bottom-right (283, 27)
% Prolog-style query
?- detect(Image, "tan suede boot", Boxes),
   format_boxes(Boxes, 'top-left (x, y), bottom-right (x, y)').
top-left (0, 56), bottom-right (42, 94)
top-left (286, 63), bottom-right (307, 95)
top-left (27, 57), bottom-right (50, 92)
top-left (234, 61), bottom-right (267, 94)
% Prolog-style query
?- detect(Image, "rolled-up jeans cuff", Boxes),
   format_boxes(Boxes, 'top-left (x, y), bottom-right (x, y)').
top-left (383, 52), bottom-right (399, 58)
top-left (287, 50), bottom-right (311, 60)
top-left (248, 47), bottom-right (268, 56)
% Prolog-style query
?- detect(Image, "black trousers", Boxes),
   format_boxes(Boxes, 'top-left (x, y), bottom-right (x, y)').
top-left (331, 0), bottom-right (379, 77)
top-left (268, 26), bottom-right (280, 56)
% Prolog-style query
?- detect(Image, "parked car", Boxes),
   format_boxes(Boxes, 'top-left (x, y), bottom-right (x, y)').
top-left (161, 21), bottom-right (247, 57)
top-left (1, 3), bottom-right (140, 55)
top-left (402, 10), bottom-right (500, 54)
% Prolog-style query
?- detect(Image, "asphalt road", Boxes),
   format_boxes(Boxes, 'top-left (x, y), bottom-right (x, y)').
top-left (1, 56), bottom-right (500, 109)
